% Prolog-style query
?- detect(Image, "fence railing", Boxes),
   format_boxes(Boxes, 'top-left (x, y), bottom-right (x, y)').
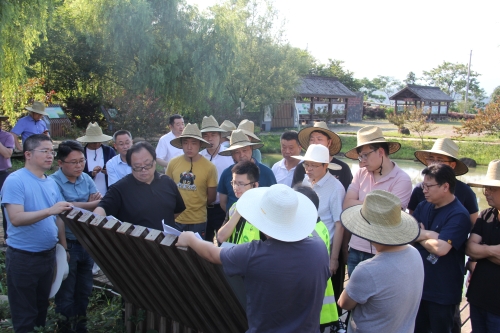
top-left (60, 208), bottom-right (248, 333)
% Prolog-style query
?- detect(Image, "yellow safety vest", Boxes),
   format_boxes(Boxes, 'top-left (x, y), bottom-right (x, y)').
top-left (228, 203), bottom-right (260, 244)
top-left (311, 221), bottom-right (339, 325)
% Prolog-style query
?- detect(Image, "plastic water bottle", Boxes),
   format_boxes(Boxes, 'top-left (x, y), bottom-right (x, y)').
top-left (427, 253), bottom-right (439, 264)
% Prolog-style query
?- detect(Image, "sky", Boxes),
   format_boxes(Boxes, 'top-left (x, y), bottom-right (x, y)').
top-left (186, 0), bottom-right (500, 95)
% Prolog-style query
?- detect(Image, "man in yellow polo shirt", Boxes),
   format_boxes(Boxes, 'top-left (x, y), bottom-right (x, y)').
top-left (166, 123), bottom-right (218, 238)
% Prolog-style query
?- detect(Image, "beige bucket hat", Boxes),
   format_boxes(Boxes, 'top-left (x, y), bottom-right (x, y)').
top-left (49, 244), bottom-right (69, 298)
top-left (468, 160), bottom-right (500, 188)
top-left (237, 184), bottom-right (317, 242)
top-left (237, 119), bottom-right (261, 142)
top-left (200, 115), bottom-right (226, 133)
top-left (170, 123), bottom-right (212, 149)
top-left (77, 122), bottom-right (113, 143)
top-left (344, 125), bottom-right (401, 160)
top-left (298, 121), bottom-right (342, 156)
top-left (218, 129), bottom-right (263, 156)
top-left (341, 190), bottom-right (420, 246)
top-left (220, 120), bottom-right (236, 138)
top-left (292, 144), bottom-right (341, 170)
top-left (25, 101), bottom-right (49, 116)
top-left (414, 138), bottom-right (468, 176)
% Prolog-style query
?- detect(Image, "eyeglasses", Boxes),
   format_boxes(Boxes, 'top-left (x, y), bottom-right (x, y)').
top-left (131, 161), bottom-right (155, 172)
top-left (420, 183), bottom-right (441, 191)
top-left (303, 162), bottom-right (322, 170)
top-left (425, 158), bottom-right (453, 164)
top-left (61, 159), bottom-right (86, 166)
top-left (483, 186), bottom-right (499, 195)
top-left (357, 150), bottom-right (376, 162)
top-left (230, 181), bottom-right (254, 188)
top-left (31, 149), bottom-right (56, 156)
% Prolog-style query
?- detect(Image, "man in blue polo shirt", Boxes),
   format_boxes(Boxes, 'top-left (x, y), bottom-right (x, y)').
top-left (217, 129), bottom-right (277, 212)
top-left (11, 101), bottom-right (50, 152)
top-left (412, 164), bottom-right (470, 333)
top-left (50, 140), bottom-right (102, 333)
top-left (106, 130), bottom-right (133, 186)
top-left (2, 134), bottom-right (72, 333)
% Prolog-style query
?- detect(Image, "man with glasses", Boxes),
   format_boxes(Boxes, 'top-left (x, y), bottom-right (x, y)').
top-left (106, 130), bottom-right (133, 186)
top-left (50, 140), bottom-right (101, 332)
top-left (412, 164), bottom-right (470, 333)
top-left (94, 141), bottom-right (185, 230)
top-left (465, 160), bottom-right (500, 333)
top-left (409, 138), bottom-right (478, 226)
top-left (1, 134), bottom-right (73, 332)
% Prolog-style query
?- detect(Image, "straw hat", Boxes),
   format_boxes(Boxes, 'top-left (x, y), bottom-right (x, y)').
top-left (218, 129), bottom-right (263, 156)
top-left (170, 123), bottom-right (212, 149)
top-left (200, 115), bottom-right (226, 133)
top-left (236, 184), bottom-right (317, 242)
top-left (76, 122), bottom-right (112, 143)
top-left (49, 244), bottom-right (70, 298)
top-left (220, 120), bottom-right (236, 138)
top-left (298, 121), bottom-right (342, 156)
top-left (292, 144), bottom-right (341, 170)
top-left (341, 190), bottom-right (420, 246)
top-left (344, 126), bottom-right (401, 159)
top-left (468, 160), bottom-right (500, 188)
top-left (414, 138), bottom-right (468, 176)
top-left (25, 101), bottom-right (49, 116)
top-left (237, 119), bottom-right (261, 142)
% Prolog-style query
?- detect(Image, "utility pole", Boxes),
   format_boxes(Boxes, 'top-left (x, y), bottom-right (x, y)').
top-left (464, 50), bottom-right (472, 113)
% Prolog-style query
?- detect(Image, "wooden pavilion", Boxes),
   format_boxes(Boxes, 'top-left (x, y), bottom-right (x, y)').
top-left (389, 85), bottom-right (454, 120)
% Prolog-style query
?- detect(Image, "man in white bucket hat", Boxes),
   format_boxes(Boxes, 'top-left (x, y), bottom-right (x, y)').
top-left (466, 160), bottom-right (500, 332)
top-left (338, 190), bottom-right (423, 333)
top-left (177, 184), bottom-right (330, 332)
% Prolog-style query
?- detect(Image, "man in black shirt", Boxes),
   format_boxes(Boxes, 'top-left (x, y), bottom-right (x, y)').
top-left (94, 142), bottom-right (185, 230)
top-left (466, 160), bottom-right (500, 332)
top-left (291, 121), bottom-right (352, 191)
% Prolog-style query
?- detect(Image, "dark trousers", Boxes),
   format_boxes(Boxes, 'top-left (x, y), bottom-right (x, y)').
top-left (0, 170), bottom-right (10, 240)
top-left (332, 254), bottom-right (346, 316)
top-left (414, 299), bottom-right (456, 333)
top-left (470, 304), bottom-right (500, 333)
top-left (205, 204), bottom-right (226, 243)
top-left (55, 241), bottom-right (94, 333)
top-left (176, 222), bottom-right (207, 239)
top-left (6, 246), bottom-right (55, 333)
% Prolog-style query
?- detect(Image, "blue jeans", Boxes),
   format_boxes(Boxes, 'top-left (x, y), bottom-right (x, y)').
top-left (55, 241), bottom-right (94, 333)
top-left (470, 304), bottom-right (500, 333)
top-left (347, 248), bottom-right (375, 277)
top-left (6, 246), bottom-right (55, 333)
top-left (176, 222), bottom-right (207, 239)
top-left (414, 299), bottom-right (455, 333)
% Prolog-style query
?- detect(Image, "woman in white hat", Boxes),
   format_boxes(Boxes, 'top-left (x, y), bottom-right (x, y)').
top-left (76, 122), bottom-right (115, 195)
top-left (465, 160), bottom-right (500, 333)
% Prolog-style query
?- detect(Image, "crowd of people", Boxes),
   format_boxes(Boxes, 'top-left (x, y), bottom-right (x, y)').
top-left (1, 101), bottom-right (499, 333)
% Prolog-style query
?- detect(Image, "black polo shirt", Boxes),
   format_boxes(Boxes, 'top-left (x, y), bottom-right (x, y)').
top-left (98, 172), bottom-right (185, 230)
top-left (291, 157), bottom-right (352, 191)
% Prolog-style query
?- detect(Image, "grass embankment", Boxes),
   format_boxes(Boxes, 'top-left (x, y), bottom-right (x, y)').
top-left (260, 134), bottom-right (498, 166)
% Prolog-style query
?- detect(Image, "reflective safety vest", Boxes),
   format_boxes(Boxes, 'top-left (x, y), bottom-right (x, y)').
top-left (311, 221), bottom-right (339, 325)
top-left (228, 203), bottom-right (260, 244)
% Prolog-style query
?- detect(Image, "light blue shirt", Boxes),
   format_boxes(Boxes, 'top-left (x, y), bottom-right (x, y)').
top-left (1, 168), bottom-right (63, 251)
top-left (11, 115), bottom-right (48, 143)
top-left (106, 154), bottom-right (132, 186)
top-left (50, 169), bottom-right (97, 240)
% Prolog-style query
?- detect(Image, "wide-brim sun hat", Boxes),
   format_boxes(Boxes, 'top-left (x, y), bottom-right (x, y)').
top-left (76, 122), bottom-right (113, 143)
top-left (341, 190), bottom-right (420, 246)
top-left (414, 138), bottom-right (468, 176)
top-left (237, 119), bottom-right (261, 143)
top-left (298, 121), bottom-right (342, 156)
top-left (25, 101), bottom-right (49, 116)
top-left (219, 129), bottom-right (263, 156)
top-left (200, 115), bottom-right (226, 133)
top-left (170, 123), bottom-right (212, 149)
top-left (220, 120), bottom-right (236, 138)
top-left (236, 184), bottom-right (317, 242)
top-left (49, 244), bottom-right (70, 298)
top-left (292, 144), bottom-right (341, 171)
top-left (468, 159), bottom-right (500, 188)
top-left (344, 125), bottom-right (401, 160)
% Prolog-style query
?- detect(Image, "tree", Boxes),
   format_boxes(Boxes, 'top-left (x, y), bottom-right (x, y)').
top-left (309, 59), bottom-right (362, 91)
top-left (454, 99), bottom-right (500, 137)
top-left (404, 72), bottom-right (417, 85)
top-left (372, 76), bottom-right (403, 103)
top-left (422, 61), bottom-right (486, 106)
top-left (491, 86), bottom-right (500, 102)
top-left (388, 106), bottom-right (436, 147)
top-left (359, 77), bottom-right (385, 102)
